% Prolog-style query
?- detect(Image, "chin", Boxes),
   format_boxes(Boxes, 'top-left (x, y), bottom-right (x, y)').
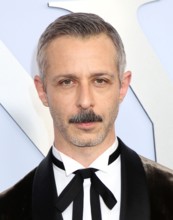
top-left (70, 135), bottom-right (105, 148)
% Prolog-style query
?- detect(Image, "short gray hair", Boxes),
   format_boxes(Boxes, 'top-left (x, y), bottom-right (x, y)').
top-left (37, 12), bottom-right (126, 81)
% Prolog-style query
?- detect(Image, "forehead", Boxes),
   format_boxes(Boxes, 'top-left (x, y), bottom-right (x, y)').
top-left (46, 34), bottom-right (117, 62)
top-left (42, 34), bottom-right (119, 80)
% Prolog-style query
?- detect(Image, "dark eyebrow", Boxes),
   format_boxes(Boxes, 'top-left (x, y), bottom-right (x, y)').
top-left (51, 72), bottom-right (115, 82)
top-left (52, 74), bottom-right (77, 81)
top-left (91, 72), bottom-right (115, 79)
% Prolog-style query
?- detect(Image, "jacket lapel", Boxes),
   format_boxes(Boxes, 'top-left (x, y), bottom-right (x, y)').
top-left (118, 138), bottom-right (150, 220)
top-left (32, 148), bottom-right (63, 220)
top-left (32, 140), bottom-right (151, 220)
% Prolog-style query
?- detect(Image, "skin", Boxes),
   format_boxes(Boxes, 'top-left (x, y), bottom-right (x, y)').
top-left (34, 34), bottom-right (131, 167)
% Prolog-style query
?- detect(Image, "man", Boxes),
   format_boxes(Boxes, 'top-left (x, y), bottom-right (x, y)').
top-left (0, 12), bottom-right (173, 220)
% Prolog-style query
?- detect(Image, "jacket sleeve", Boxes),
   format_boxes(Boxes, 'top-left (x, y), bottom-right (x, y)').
top-left (0, 169), bottom-right (36, 220)
top-left (141, 156), bottom-right (173, 220)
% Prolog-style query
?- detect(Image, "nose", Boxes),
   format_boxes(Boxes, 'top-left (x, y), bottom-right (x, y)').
top-left (76, 82), bottom-right (94, 110)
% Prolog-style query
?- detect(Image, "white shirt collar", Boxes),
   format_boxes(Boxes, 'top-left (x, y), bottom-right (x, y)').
top-left (52, 138), bottom-right (118, 176)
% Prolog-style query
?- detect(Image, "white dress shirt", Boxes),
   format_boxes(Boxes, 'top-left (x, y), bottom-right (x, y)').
top-left (52, 139), bottom-right (121, 220)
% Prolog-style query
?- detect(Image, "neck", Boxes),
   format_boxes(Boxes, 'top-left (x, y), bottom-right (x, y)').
top-left (54, 135), bottom-right (116, 167)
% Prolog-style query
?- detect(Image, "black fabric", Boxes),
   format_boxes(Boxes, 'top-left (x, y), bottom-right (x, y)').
top-left (1, 138), bottom-right (173, 220)
top-left (141, 156), bottom-right (173, 220)
top-left (55, 168), bottom-right (116, 220)
top-left (118, 138), bottom-right (150, 220)
top-left (52, 145), bottom-right (120, 220)
top-left (32, 150), bottom-right (63, 220)
top-left (0, 169), bottom-right (35, 220)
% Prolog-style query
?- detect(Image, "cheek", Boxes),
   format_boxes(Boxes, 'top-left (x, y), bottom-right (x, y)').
top-left (49, 97), bottom-right (75, 119)
top-left (101, 90), bottom-right (120, 106)
top-left (96, 94), bottom-right (119, 119)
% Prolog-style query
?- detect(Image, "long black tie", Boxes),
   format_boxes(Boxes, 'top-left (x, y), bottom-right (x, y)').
top-left (52, 145), bottom-right (120, 220)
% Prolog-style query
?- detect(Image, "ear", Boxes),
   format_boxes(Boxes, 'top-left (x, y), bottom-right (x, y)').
top-left (34, 75), bottom-right (49, 107)
top-left (119, 71), bottom-right (132, 103)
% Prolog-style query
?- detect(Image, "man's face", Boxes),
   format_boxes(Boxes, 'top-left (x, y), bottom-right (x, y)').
top-left (35, 34), bottom-right (131, 150)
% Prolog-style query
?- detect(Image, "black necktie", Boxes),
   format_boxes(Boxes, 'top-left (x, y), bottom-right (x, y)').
top-left (51, 145), bottom-right (120, 220)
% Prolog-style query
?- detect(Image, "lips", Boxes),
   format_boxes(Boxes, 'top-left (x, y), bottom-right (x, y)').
top-left (74, 121), bottom-right (100, 130)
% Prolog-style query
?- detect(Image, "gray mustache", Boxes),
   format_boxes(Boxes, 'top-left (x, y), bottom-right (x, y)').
top-left (69, 110), bottom-right (103, 123)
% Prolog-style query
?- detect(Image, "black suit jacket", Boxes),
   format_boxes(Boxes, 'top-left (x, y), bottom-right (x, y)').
top-left (1, 138), bottom-right (173, 220)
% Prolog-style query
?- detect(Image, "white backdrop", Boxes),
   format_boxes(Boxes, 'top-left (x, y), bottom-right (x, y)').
top-left (0, 0), bottom-right (173, 192)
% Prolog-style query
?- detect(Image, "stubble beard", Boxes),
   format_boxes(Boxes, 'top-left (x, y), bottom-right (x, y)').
top-left (50, 107), bottom-right (119, 148)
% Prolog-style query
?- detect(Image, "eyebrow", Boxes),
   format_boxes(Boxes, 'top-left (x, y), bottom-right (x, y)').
top-left (90, 72), bottom-right (115, 79)
top-left (51, 72), bottom-right (115, 81)
top-left (51, 74), bottom-right (77, 82)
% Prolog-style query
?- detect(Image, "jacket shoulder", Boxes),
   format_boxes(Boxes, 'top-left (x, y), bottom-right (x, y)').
top-left (141, 156), bottom-right (173, 219)
top-left (141, 156), bottom-right (173, 186)
top-left (0, 168), bottom-right (36, 220)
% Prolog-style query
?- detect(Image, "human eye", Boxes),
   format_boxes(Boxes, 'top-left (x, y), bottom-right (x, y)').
top-left (96, 78), bottom-right (106, 83)
top-left (59, 78), bottom-right (74, 87)
top-left (94, 78), bottom-right (109, 87)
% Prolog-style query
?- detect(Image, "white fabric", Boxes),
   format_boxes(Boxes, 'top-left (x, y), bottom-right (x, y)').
top-left (52, 139), bottom-right (121, 220)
